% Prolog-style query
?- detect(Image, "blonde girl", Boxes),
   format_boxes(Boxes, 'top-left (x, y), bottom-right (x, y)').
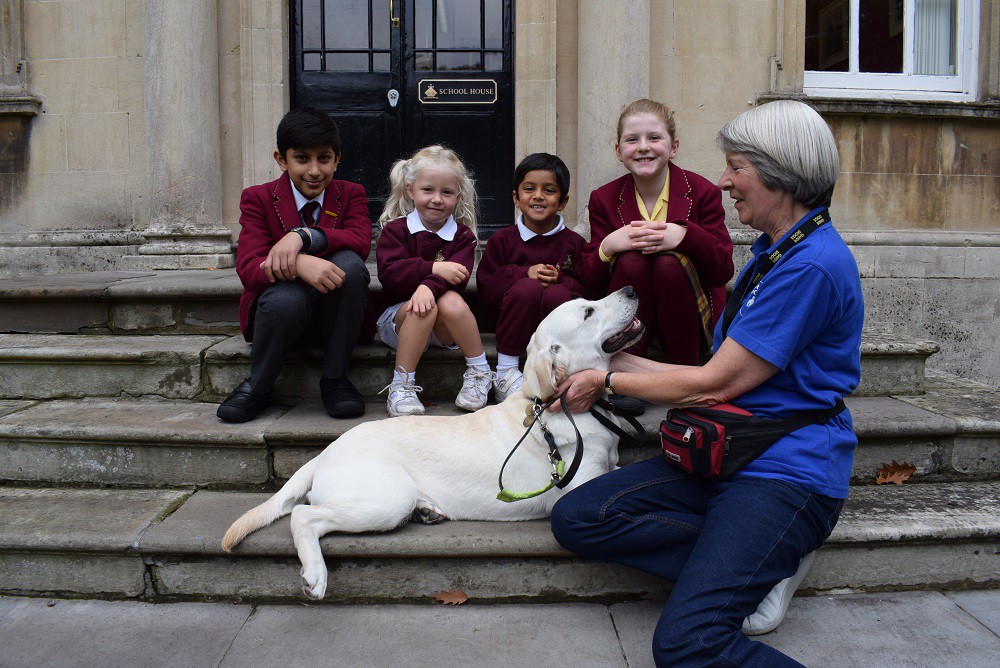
top-left (375, 145), bottom-right (492, 417)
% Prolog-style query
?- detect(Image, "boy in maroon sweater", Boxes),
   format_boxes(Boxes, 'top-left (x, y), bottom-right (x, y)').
top-left (476, 153), bottom-right (585, 401)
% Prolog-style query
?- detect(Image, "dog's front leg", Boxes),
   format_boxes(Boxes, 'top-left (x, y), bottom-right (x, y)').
top-left (290, 504), bottom-right (338, 600)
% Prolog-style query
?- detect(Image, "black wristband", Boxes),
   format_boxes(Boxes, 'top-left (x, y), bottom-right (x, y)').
top-left (292, 227), bottom-right (311, 252)
top-left (605, 371), bottom-right (615, 395)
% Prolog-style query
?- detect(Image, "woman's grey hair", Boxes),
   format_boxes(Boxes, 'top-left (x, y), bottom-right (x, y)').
top-left (716, 100), bottom-right (839, 209)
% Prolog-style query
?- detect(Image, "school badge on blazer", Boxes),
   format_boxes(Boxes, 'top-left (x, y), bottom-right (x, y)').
top-left (559, 253), bottom-right (574, 273)
top-left (434, 251), bottom-right (446, 262)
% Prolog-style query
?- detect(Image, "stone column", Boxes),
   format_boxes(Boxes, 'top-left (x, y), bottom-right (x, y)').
top-left (130, 0), bottom-right (233, 269)
top-left (575, 0), bottom-right (650, 220)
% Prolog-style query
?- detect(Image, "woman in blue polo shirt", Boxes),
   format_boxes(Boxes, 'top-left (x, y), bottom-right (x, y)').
top-left (550, 100), bottom-right (863, 668)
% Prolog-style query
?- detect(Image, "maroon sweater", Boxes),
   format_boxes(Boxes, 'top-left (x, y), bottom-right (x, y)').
top-left (476, 224), bottom-right (586, 310)
top-left (375, 216), bottom-right (477, 314)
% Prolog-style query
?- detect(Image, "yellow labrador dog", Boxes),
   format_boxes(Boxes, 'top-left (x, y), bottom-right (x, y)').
top-left (222, 287), bottom-right (643, 599)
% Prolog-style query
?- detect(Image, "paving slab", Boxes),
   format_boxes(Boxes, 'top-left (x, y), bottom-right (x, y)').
top-left (0, 400), bottom-right (33, 418)
top-left (0, 398), bottom-right (281, 486)
top-left (0, 597), bottom-right (252, 668)
top-left (222, 603), bottom-right (625, 667)
top-left (0, 487), bottom-right (189, 552)
top-left (947, 590), bottom-right (1000, 636)
top-left (612, 591), bottom-right (1000, 668)
top-left (898, 385), bottom-right (1000, 433)
top-left (831, 481), bottom-right (1000, 542)
top-left (0, 553), bottom-right (147, 597)
top-left (142, 490), bottom-right (566, 558)
top-left (761, 591), bottom-right (1000, 668)
top-left (0, 271), bottom-right (157, 298)
top-left (0, 334), bottom-right (224, 399)
top-left (102, 269), bottom-right (242, 298)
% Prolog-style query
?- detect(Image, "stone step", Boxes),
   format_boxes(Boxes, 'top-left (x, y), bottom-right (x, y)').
top-left (0, 328), bottom-right (938, 403)
top-left (1, 481), bottom-right (996, 601)
top-left (1, 387), bottom-right (997, 489)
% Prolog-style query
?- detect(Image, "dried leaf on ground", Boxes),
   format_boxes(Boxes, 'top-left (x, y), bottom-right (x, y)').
top-left (876, 460), bottom-right (916, 485)
top-left (433, 589), bottom-right (468, 605)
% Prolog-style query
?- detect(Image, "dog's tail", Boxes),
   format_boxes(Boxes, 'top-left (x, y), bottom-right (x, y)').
top-left (221, 456), bottom-right (318, 552)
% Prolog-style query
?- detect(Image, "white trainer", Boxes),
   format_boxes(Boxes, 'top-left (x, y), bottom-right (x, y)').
top-left (455, 366), bottom-right (493, 411)
top-left (743, 550), bottom-right (817, 636)
top-left (384, 379), bottom-right (425, 417)
top-left (493, 367), bottom-right (524, 403)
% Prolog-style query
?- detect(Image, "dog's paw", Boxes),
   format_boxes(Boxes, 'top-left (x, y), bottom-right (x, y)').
top-left (413, 500), bottom-right (448, 524)
top-left (301, 565), bottom-right (328, 600)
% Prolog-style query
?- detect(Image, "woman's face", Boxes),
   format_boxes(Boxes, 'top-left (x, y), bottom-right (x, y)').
top-left (718, 152), bottom-right (785, 232)
top-left (615, 113), bottom-right (678, 182)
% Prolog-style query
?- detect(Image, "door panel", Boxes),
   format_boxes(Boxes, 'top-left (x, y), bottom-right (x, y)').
top-left (292, 0), bottom-right (513, 237)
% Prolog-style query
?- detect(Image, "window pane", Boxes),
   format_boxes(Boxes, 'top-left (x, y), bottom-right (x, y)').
top-left (373, 52), bottom-right (390, 72)
top-left (914, 0), bottom-right (956, 75)
top-left (859, 0), bottom-right (903, 73)
top-left (373, 0), bottom-right (391, 50)
top-left (805, 0), bottom-right (849, 71)
top-left (437, 0), bottom-right (482, 49)
top-left (415, 51), bottom-right (434, 71)
top-left (415, 0), bottom-right (433, 49)
top-left (485, 0), bottom-right (503, 49)
top-left (327, 52), bottom-right (370, 71)
top-left (485, 52), bottom-right (503, 71)
top-left (325, 0), bottom-right (370, 49)
top-left (302, 0), bottom-right (323, 49)
top-left (303, 52), bottom-right (322, 72)
top-left (436, 51), bottom-right (481, 71)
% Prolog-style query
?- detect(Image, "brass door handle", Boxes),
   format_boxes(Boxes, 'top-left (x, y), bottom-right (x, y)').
top-left (390, 0), bottom-right (400, 28)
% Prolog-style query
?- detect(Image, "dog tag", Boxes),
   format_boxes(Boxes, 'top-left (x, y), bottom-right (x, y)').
top-left (523, 416), bottom-right (534, 428)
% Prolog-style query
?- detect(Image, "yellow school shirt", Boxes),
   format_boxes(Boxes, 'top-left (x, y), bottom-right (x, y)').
top-left (634, 170), bottom-right (670, 222)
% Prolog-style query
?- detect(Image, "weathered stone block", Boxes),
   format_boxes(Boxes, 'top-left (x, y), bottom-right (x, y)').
top-left (0, 552), bottom-right (147, 597)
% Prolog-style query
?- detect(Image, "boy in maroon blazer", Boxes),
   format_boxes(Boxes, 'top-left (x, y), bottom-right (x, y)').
top-left (476, 153), bottom-right (585, 401)
top-left (218, 108), bottom-right (372, 423)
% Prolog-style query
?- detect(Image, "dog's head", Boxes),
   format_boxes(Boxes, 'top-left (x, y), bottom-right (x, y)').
top-left (521, 287), bottom-right (644, 401)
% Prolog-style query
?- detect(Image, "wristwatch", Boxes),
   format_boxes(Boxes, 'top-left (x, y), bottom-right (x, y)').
top-left (292, 227), bottom-right (311, 252)
top-left (604, 371), bottom-right (616, 395)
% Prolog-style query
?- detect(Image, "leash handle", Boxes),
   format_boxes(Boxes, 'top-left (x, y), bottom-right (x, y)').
top-left (591, 398), bottom-right (647, 446)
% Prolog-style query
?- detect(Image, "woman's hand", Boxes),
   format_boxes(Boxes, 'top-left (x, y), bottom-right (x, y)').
top-left (432, 261), bottom-right (470, 285)
top-left (406, 284), bottom-right (437, 316)
top-left (528, 263), bottom-right (559, 286)
top-left (550, 369), bottom-right (606, 413)
top-left (260, 231), bottom-right (305, 282)
top-left (296, 255), bottom-right (345, 293)
top-left (628, 221), bottom-right (687, 254)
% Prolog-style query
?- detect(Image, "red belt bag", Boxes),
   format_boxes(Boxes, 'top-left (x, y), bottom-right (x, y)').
top-left (660, 399), bottom-right (847, 479)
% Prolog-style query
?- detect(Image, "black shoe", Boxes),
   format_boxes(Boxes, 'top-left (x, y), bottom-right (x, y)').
top-left (217, 380), bottom-right (271, 423)
top-left (609, 393), bottom-right (646, 416)
top-left (321, 376), bottom-right (365, 419)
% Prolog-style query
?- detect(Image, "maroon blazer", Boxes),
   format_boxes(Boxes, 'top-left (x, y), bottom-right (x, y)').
top-left (578, 163), bottom-right (734, 324)
top-left (235, 173), bottom-right (373, 338)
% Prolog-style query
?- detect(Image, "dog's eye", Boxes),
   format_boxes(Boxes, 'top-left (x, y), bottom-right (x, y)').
top-left (583, 307), bottom-right (594, 320)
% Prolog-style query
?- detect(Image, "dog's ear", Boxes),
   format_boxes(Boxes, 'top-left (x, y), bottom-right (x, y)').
top-left (523, 340), bottom-right (567, 400)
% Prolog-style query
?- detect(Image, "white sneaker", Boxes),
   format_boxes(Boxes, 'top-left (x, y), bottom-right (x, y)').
top-left (493, 367), bottom-right (523, 403)
top-left (383, 379), bottom-right (425, 417)
top-left (455, 366), bottom-right (493, 411)
top-left (743, 551), bottom-right (817, 636)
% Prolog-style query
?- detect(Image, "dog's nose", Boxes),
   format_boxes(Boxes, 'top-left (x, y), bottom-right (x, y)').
top-left (622, 285), bottom-right (636, 299)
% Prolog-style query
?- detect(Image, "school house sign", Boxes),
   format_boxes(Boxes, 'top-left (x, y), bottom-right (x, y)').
top-left (418, 79), bottom-right (499, 104)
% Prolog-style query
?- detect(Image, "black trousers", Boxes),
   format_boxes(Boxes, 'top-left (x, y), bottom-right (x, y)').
top-left (246, 249), bottom-right (369, 393)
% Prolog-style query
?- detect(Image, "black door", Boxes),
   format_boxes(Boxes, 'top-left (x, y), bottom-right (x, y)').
top-left (292, 0), bottom-right (514, 237)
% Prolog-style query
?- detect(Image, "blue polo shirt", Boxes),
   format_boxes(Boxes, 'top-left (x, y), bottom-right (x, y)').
top-left (715, 208), bottom-right (864, 498)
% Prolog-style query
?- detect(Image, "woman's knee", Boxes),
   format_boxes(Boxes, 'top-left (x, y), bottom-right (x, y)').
top-left (550, 490), bottom-right (602, 555)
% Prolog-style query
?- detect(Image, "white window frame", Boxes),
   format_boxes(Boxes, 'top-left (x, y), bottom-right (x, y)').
top-left (804, 0), bottom-right (980, 102)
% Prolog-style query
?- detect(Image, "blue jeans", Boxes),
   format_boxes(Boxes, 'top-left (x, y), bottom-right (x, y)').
top-left (551, 456), bottom-right (843, 667)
